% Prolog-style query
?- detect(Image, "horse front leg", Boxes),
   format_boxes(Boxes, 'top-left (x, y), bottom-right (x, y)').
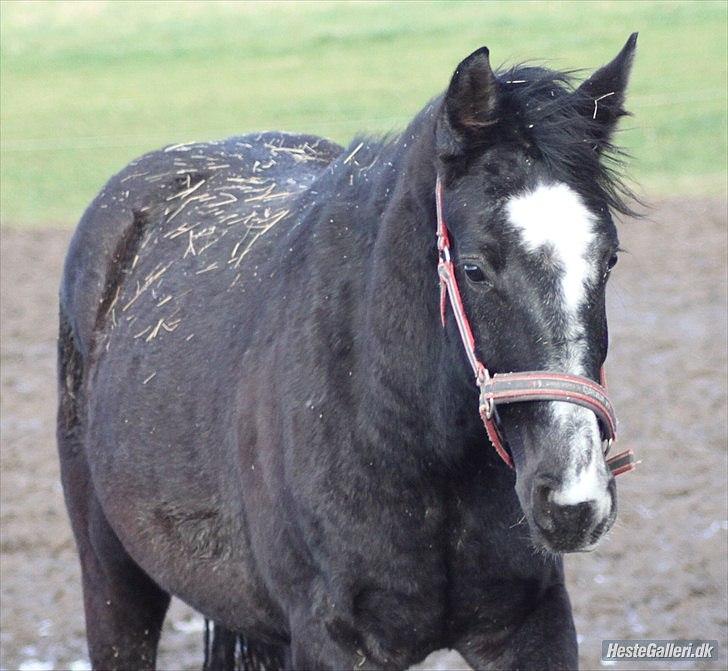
top-left (454, 583), bottom-right (578, 671)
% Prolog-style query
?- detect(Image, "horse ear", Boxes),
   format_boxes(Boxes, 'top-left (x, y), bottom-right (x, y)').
top-left (437, 47), bottom-right (500, 157)
top-left (575, 33), bottom-right (638, 148)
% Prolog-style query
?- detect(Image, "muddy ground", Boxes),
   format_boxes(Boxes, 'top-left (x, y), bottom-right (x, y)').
top-left (1, 197), bottom-right (726, 670)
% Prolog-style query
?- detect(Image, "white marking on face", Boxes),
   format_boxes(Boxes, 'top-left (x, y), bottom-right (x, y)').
top-left (551, 443), bottom-right (612, 517)
top-left (506, 182), bottom-right (597, 324)
top-left (549, 402), bottom-right (610, 510)
top-left (507, 182), bottom-right (610, 505)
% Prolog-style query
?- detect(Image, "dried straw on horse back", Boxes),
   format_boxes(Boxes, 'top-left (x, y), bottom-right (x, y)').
top-left (64, 132), bottom-right (343, 357)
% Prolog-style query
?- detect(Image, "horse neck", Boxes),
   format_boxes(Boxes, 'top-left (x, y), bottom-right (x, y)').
top-left (355, 119), bottom-right (479, 471)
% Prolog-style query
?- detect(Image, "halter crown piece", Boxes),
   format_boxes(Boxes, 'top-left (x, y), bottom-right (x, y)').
top-left (435, 175), bottom-right (636, 477)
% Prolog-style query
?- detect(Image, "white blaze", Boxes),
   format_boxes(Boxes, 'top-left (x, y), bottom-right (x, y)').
top-left (506, 182), bottom-right (597, 323)
top-left (506, 182), bottom-right (610, 510)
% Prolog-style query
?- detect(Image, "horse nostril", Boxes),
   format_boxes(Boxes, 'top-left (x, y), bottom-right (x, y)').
top-left (535, 482), bottom-right (554, 507)
top-left (533, 482), bottom-right (556, 531)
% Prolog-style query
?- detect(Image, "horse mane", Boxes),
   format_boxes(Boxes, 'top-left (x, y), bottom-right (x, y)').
top-left (334, 63), bottom-right (637, 217)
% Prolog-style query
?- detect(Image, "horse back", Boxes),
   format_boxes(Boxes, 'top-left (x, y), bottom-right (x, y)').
top-left (60, 132), bottom-right (343, 360)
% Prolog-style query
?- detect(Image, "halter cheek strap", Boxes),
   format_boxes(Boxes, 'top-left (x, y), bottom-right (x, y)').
top-left (435, 176), bottom-right (636, 477)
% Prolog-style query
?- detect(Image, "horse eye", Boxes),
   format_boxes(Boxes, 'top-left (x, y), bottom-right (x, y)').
top-left (606, 253), bottom-right (619, 272)
top-left (463, 263), bottom-right (487, 283)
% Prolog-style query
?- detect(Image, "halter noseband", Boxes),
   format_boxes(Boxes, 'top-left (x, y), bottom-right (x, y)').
top-left (435, 176), bottom-right (636, 477)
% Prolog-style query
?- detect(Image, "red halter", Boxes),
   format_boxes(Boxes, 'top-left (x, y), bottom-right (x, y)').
top-left (435, 176), bottom-right (635, 477)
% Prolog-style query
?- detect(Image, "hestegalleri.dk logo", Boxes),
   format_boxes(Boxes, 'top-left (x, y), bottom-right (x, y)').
top-left (602, 640), bottom-right (718, 661)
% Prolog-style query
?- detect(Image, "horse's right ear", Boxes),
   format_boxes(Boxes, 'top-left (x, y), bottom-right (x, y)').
top-left (436, 47), bottom-right (500, 158)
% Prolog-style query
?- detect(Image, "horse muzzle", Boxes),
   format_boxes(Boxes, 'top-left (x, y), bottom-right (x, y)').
top-left (529, 473), bottom-right (617, 553)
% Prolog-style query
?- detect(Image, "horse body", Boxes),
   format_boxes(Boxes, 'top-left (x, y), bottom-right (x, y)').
top-left (59, 38), bottom-right (637, 670)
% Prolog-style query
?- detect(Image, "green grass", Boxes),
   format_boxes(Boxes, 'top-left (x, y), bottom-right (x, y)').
top-left (1, 0), bottom-right (726, 227)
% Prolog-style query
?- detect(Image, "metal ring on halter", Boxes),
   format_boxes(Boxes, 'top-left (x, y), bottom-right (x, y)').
top-left (478, 367), bottom-right (493, 418)
top-left (480, 396), bottom-right (494, 420)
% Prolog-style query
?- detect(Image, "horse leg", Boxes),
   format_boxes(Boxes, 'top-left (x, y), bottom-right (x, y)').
top-left (454, 583), bottom-right (578, 670)
top-left (59, 442), bottom-right (170, 670)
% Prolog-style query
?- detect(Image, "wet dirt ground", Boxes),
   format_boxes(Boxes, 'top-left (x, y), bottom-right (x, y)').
top-left (1, 197), bottom-right (726, 670)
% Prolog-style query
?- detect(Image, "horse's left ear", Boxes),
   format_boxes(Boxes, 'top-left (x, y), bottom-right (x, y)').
top-left (575, 33), bottom-right (638, 148)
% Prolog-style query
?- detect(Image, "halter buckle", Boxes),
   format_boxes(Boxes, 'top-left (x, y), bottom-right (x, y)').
top-left (478, 367), bottom-right (494, 418)
top-left (481, 397), bottom-right (495, 420)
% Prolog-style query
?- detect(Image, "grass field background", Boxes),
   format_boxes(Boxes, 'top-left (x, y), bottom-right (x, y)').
top-left (1, 0), bottom-right (726, 227)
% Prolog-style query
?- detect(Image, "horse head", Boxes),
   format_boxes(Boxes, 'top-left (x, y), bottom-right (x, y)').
top-left (434, 35), bottom-right (637, 553)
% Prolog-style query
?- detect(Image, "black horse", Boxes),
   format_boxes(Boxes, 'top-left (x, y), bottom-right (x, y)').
top-left (58, 36), bottom-right (637, 670)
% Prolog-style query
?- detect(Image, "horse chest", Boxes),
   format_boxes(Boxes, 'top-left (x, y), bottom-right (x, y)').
top-left (313, 501), bottom-right (450, 659)
top-left (441, 476), bottom-right (557, 636)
